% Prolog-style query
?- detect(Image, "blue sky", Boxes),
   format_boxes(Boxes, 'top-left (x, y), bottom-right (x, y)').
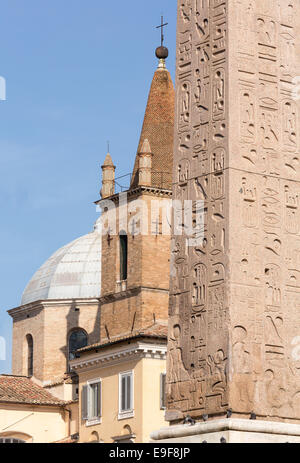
top-left (0, 1), bottom-right (177, 374)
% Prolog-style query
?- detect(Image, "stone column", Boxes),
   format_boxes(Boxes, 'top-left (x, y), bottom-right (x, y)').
top-left (166, 0), bottom-right (300, 427)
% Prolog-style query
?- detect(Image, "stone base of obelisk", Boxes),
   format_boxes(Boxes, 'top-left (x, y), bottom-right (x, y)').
top-left (150, 419), bottom-right (300, 443)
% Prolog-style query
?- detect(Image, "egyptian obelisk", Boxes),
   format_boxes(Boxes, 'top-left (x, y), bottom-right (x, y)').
top-left (151, 0), bottom-right (300, 443)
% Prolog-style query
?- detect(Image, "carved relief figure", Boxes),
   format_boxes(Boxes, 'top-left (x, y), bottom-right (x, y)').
top-left (178, 159), bottom-right (190, 184)
top-left (192, 263), bottom-right (207, 309)
top-left (179, 34), bottom-right (192, 69)
top-left (231, 326), bottom-right (254, 410)
top-left (264, 369), bottom-right (288, 413)
top-left (257, 17), bottom-right (276, 46)
top-left (260, 109), bottom-right (279, 150)
top-left (285, 185), bottom-right (299, 235)
top-left (242, 178), bottom-right (258, 228)
top-left (197, 43), bottom-right (210, 77)
top-left (173, 257), bottom-right (189, 294)
top-left (265, 264), bottom-right (281, 307)
top-left (179, 81), bottom-right (191, 128)
top-left (283, 101), bottom-right (297, 152)
top-left (207, 350), bottom-right (227, 395)
top-left (280, 28), bottom-right (295, 79)
top-left (240, 89), bottom-right (255, 143)
top-left (168, 324), bottom-right (190, 403)
top-left (180, 0), bottom-right (193, 25)
top-left (212, 69), bottom-right (225, 120)
top-left (195, 0), bottom-right (209, 42)
top-left (212, 147), bottom-right (225, 172)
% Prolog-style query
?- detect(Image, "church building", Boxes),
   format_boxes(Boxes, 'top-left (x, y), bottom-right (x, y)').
top-left (0, 44), bottom-right (175, 444)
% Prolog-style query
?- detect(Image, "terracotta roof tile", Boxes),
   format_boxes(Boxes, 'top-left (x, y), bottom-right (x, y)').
top-left (78, 323), bottom-right (168, 353)
top-left (0, 375), bottom-right (67, 406)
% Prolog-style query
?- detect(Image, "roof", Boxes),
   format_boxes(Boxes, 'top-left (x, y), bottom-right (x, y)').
top-left (21, 222), bottom-right (102, 306)
top-left (54, 435), bottom-right (79, 444)
top-left (102, 152), bottom-right (115, 167)
top-left (130, 66), bottom-right (175, 190)
top-left (78, 323), bottom-right (168, 353)
top-left (0, 375), bottom-right (67, 406)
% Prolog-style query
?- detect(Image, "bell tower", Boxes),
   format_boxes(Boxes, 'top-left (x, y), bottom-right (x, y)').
top-left (98, 43), bottom-right (175, 341)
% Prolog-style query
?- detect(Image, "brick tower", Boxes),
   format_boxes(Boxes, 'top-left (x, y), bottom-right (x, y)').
top-left (97, 47), bottom-right (175, 341)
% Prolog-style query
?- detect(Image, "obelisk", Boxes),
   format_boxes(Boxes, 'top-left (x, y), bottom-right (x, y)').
top-left (151, 0), bottom-right (300, 443)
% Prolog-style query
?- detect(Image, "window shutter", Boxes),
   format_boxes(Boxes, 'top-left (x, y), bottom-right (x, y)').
top-left (120, 372), bottom-right (133, 413)
top-left (97, 382), bottom-right (102, 418)
top-left (160, 373), bottom-right (166, 409)
top-left (126, 374), bottom-right (131, 410)
top-left (81, 385), bottom-right (88, 420)
top-left (121, 376), bottom-right (126, 411)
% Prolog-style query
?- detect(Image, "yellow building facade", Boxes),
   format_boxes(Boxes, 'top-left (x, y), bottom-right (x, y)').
top-left (71, 334), bottom-right (167, 443)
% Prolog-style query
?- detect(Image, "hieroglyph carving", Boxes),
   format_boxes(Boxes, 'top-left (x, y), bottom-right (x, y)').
top-left (168, 0), bottom-right (229, 418)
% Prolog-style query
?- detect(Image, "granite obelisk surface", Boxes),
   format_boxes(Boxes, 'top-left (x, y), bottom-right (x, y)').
top-left (166, 0), bottom-right (300, 426)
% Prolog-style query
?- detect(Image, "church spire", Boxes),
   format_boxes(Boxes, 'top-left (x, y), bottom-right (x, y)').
top-left (130, 36), bottom-right (174, 190)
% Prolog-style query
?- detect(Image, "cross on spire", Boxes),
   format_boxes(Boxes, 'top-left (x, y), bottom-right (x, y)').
top-left (156, 15), bottom-right (168, 47)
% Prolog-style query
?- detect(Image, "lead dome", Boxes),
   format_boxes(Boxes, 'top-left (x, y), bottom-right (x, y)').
top-left (21, 225), bottom-right (102, 306)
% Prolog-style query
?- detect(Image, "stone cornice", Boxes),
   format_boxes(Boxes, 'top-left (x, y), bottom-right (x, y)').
top-left (70, 341), bottom-right (167, 371)
top-left (95, 186), bottom-right (172, 206)
top-left (8, 298), bottom-right (100, 318)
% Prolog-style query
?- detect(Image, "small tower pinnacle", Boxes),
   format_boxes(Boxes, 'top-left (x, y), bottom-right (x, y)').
top-left (101, 149), bottom-right (116, 199)
top-left (155, 16), bottom-right (169, 70)
top-left (138, 139), bottom-right (153, 187)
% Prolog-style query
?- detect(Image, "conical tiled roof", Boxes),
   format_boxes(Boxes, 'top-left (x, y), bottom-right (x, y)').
top-left (130, 67), bottom-right (175, 189)
top-left (140, 139), bottom-right (152, 154)
top-left (102, 152), bottom-right (115, 167)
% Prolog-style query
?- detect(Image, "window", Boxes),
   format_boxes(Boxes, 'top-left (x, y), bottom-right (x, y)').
top-left (69, 329), bottom-right (88, 360)
top-left (82, 379), bottom-right (102, 426)
top-left (120, 233), bottom-right (128, 281)
top-left (160, 373), bottom-right (167, 409)
top-left (26, 334), bottom-right (33, 377)
top-left (119, 371), bottom-right (134, 419)
top-left (0, 438), bottom-right (25, 443)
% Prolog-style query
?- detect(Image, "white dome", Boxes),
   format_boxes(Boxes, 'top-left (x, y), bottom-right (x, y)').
top-left (21, 225), bottom-right (102, 306)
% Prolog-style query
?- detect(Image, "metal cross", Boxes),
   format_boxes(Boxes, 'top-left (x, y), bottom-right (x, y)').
top-left (156, 16), bottom-right (168, 47)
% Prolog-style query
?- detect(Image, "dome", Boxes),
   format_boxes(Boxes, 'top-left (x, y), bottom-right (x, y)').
top-left (21, 224), bottom-right (102, 306)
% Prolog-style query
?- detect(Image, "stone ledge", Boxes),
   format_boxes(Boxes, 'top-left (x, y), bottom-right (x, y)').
top-left (150, 419), bottom-right (300, 443)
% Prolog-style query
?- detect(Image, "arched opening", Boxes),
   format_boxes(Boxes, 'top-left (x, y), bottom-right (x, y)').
top-left (0, 437), bottom-right (26, 444)
top-left (89, 431), bottom-right (100, 443)
top-left (0, 432), bottom-right (32, 443)
top-left (68, 329), bottom-right (88, 360)
top-left (114, 425), bottom-right (135, 444)
top-left (26, 334), bottom-right (33, 377)
top-left (120, 232), bottom-right (128, 281)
